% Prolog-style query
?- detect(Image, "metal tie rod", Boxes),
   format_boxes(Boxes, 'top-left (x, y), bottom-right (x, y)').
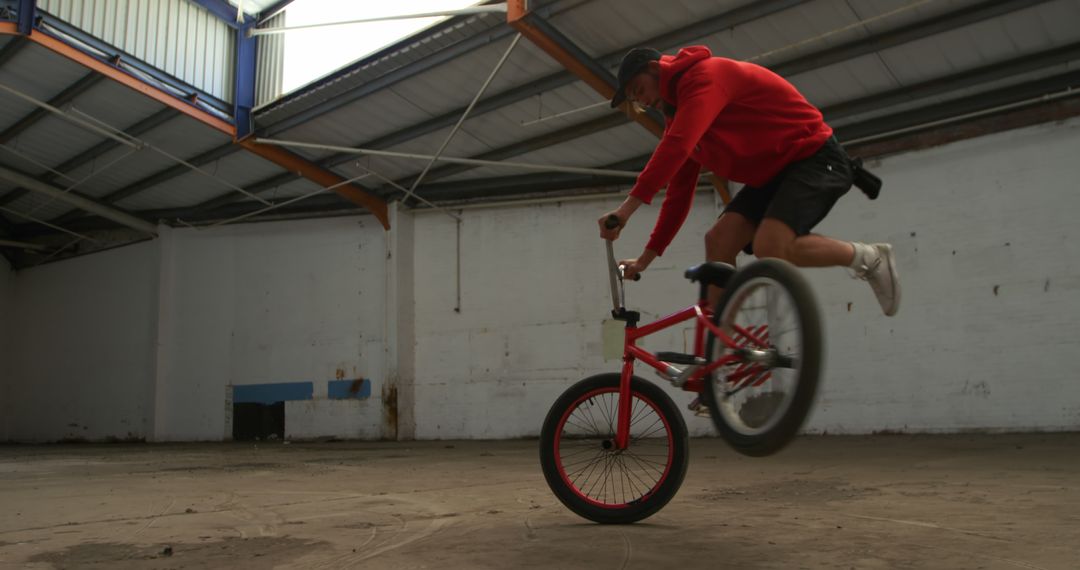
top-left (0, 238), bottom-right (49, 251)
top-left (254, 139), bottom-right (642, 179)
top-left (0, 204), bottom-right (101, 243)
top-left (408, 33), bottom-right (522, 194)
top-left (0, 165), bottom-right (157, 236)
top-left (0, 83), bottom-right (138, 149)
top-left (67, 107), bottom-right (274, 206)
top-left (249, 5), bottom-right (508, 36)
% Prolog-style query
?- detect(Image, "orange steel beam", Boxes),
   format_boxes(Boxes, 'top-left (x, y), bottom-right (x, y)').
top-left (239, 140), bottom-right (390, 229)
top-left (506, 1), bottom-right (660, 136)
top-left (20, 29), bottom-right (235, 134)
top-left (506, 2), bottom-right (730, 203)
top-left (0, 24), bottom-right (390, 227)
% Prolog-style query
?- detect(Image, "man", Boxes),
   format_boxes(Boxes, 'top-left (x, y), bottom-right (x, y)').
top-left (598, 46), bottom-right (899, 316)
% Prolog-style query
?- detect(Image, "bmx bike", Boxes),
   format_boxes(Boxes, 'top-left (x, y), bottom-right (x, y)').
top-left (539, 216), bottom-right (823, 523)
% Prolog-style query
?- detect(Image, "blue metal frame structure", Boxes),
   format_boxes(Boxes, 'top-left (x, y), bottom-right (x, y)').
top-left (15, 0), bottom-right (34, 34)
top-left (187, 0), bottom-right (253, 28)
top-left (234, 22), bottom-right (256, 138)
top-left (187, 0), bottom-right (260, 139)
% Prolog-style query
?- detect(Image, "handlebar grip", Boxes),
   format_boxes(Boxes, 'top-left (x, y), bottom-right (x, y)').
top-left (618, 263), bottom-right (643, 281)
top-left (604, 214), bottom-right (620, 230)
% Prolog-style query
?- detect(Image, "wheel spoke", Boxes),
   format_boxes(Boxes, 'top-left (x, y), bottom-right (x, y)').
top-left (581, 399), bottom-right (606, 436)
top-left (624, 450), bottom-right (669, 468)
top-left (623, 450), bottom-right (665, 478)
top-left (593, 394), bottom-right (613, 435)
top-left (563, 417), bottom-right (599, 435)
top-left (572, 454), bottom-right (606, 490)
top-left (632, 419), bottom-right (667, 442)
top-left (585, 454), bottom-right (614, 499)
top-left (619, 454), bottom-right (652, 498)
top-left (604, 392), bottom-right (616, 434)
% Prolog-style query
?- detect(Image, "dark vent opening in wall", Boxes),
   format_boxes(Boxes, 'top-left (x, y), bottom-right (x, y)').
top-left (232, 402), bottom-right (285, 441)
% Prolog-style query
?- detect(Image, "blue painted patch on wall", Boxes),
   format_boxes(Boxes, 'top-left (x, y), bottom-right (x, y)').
top-left (328, 379), bottom-right (372, 400)
top-left (233, 382), bottom-right (313, 404)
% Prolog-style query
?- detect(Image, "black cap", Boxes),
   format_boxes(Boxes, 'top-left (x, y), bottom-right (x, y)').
top-left (610, 48), bottom-right (662, 108)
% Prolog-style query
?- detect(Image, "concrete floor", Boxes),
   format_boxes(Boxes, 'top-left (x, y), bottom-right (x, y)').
top-left (1, 435), bottom-right (1077, 569)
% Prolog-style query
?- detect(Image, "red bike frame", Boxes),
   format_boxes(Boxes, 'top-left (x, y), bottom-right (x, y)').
top-left (613, 295), bottom-right (772, 450)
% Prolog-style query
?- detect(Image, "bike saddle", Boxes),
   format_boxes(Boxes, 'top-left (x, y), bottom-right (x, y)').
top-left (684, 262), bottom-right (736, 288)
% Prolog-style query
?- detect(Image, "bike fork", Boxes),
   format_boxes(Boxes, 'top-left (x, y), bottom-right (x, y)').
top-left (615, 355), bottom-right (634, 450)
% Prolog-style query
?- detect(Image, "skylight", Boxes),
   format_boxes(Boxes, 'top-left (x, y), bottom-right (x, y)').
top-left (275, 0), bottom-right (482, 94)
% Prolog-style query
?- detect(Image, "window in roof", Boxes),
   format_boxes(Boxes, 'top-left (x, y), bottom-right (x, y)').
top-left (276, 0), bottom-right (481, 94)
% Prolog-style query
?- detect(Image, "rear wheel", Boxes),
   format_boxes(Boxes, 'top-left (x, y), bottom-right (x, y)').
top-left (539, 373), bottom-right (689, 524)
top-left (703, 258), bottom-right (822, 457)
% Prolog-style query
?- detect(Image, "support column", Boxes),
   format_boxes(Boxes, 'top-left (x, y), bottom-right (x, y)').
top-left (383, 203), bottom-right (416, 440)
top-left (234, 23), bottom-right (256, 139)
top-left (16, 0), bottom-right (35, 35)
top-left (150, 224), bottom-right (175, 441)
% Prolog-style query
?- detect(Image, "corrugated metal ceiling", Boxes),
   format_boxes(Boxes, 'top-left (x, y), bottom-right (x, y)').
top-left (285, 0), bottom-right (1080, 200)
top-left (3, 0), bottom-right (1080, 248)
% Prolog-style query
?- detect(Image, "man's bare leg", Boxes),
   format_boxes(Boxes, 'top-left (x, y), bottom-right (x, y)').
top-left (751, 219), bottom-right (854, 267)
top-left (751, 218), bottom-right (900, 316)
top-left (703, 212), bottom-right (756, 308)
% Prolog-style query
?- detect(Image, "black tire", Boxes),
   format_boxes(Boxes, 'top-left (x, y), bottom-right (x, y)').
top-left (539, 373), bottom-right (689, 524)
top-left (703, 258), bottom-right (822, 457)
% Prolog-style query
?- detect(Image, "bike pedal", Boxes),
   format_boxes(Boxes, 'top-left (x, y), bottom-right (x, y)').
top-left (688, 397), bottom-right (711, 418)
top-left (657, 351), bottom-right (704, 366)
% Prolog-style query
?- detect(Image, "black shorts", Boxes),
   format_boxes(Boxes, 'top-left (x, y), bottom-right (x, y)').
top-left (724, 136), bottom-right (854, 254)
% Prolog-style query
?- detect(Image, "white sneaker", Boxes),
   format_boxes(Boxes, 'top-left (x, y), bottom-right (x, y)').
top-left (851, 243), bottom-right (901, 316)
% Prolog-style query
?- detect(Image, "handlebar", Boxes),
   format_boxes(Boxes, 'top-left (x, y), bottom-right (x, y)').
top-left (603, 214), bottom-right (641, 281)
top-left (605, 214), bottom-right (644, 316)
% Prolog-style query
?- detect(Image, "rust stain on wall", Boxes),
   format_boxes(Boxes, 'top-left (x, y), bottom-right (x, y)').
top-left (382, 384), bottom-right (398, 440)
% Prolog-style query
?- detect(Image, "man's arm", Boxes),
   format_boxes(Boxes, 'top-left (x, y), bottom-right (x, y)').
top-left (643, 159), bottom-right (701, 256)
top-left (605, 159), bottom-right (701, 279)
top-left (627, 72), bottom-right (729, 205)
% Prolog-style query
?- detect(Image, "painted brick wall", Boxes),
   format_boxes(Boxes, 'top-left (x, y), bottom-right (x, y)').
top-left (156, 217), bottom-right (388, 441)
top-left (410, 117), bottom-right (1080, 438)
top-left (2, 118), bottom-right (1077, 441)
top-left (0, 255), bottom-right (14, 441)
top-left (3, 242), bottom-right (159, 442)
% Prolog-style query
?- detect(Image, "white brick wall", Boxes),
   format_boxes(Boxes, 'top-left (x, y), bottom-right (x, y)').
top-left (2, 118), bottom-right (1078, 441)
top-left (0, 255), bottom-right (14, 441)
top-left (2, 242), bottom-right (159, 442)
top-left (411, 117), bottom-right (1080, 437)
top-left (155, 217), bottom-right (389, 441)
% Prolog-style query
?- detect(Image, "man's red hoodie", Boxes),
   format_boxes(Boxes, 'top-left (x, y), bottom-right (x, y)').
top-left (629, 46), bottom-right (833, 255)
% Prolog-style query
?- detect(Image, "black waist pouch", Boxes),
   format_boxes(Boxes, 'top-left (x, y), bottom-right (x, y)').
top-left (849, 157), bottom-right (882, 200)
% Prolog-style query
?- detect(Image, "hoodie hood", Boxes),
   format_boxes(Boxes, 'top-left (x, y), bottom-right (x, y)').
top-left (659, 45), bottom-right (712, 103)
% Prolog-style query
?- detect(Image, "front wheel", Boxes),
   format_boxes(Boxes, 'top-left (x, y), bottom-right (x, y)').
top-left (539, 373), bottom-right (689, 524)
top-left (703, 258), bottom-right (823, 457)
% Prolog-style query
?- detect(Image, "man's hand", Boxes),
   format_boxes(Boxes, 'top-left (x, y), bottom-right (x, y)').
top-left (619, 258), bottom-right (647, 280)
top-left (598, 211), bottom-right (623, 240)
top-left (598, 196), bottom-right (644, 240)
top-left (619, 249), bottom-right (658, 280)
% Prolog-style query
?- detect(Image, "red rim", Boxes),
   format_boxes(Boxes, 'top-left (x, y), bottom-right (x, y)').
top-left (552, 387), bottom-right (674, 509)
